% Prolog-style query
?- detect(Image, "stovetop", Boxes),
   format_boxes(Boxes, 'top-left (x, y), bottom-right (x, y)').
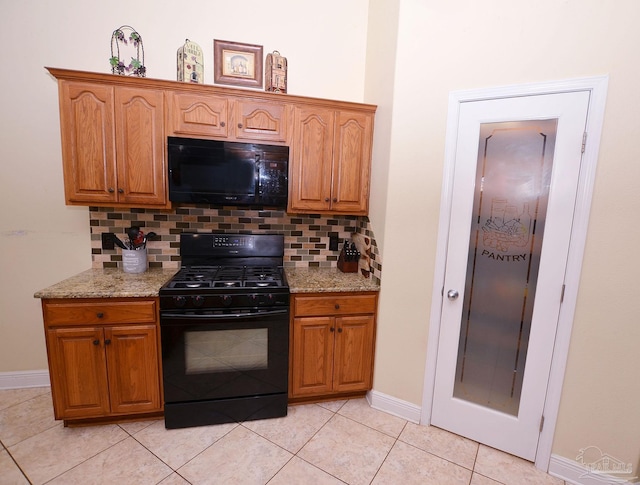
top-left (164, 265), bottom-right (287, 290)
top-left (160, 233), bottom-right (289, 311)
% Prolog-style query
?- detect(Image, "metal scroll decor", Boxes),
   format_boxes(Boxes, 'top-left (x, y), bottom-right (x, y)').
top-left (109, 25), bottom-right (146, 77)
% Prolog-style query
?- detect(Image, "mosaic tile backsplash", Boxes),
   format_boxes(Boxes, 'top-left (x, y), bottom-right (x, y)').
top-left (89, 205), bottom-right (382, 283)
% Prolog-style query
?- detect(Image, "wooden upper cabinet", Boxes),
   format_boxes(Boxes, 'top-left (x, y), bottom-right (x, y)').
top-left (288, 107), bottom-right (374, 215)
top-left (57, 80), bottom-right (167, 208)
top-left (289, 106), bottom-right (335, 213)
top-left (167, 91), bottom-right (230, 138)
top-left (115, 88), bottom-right (166, 206)
top-left (59, 81), bottom-right (117, 205)
top-left (331, 110), bottom-right (373, 214)
top-left (167, 91), bottom-right (288, 143)
top-left (233, 99), bottom-right (289, 143)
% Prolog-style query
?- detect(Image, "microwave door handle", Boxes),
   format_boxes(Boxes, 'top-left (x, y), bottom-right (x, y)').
top-left (169, 160), bottom-right (181, 186)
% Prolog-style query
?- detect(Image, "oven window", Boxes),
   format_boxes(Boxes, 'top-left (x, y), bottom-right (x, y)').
top-left (184, 328), bottom-right (268, 374)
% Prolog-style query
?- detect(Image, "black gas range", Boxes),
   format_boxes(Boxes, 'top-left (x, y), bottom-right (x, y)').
top-left (159, 233), bottom-right (290, 429)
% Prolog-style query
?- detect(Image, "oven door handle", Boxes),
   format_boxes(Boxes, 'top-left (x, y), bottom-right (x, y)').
top-left (161, 309), bottom-right (289, 320)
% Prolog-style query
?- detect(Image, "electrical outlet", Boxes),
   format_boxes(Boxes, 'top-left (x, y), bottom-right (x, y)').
top-left (101, 233), bottom-right (115, 250)
top-left (329, 234), bottom-right (339, 251)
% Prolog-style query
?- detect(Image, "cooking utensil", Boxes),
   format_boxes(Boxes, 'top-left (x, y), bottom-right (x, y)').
top-left (127, 226), bottom-right (142, 249)
top-left (141, 232), bottom-right (157, 249)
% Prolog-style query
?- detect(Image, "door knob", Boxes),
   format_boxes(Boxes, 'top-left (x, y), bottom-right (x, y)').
top-left (447, 289), bottom-right (459, 301)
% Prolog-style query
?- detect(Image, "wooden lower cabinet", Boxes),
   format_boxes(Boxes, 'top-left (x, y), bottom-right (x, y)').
top-left (42, 298), bottom-right (162, 424)
top-left (289, 292), bottom-right (377, 402)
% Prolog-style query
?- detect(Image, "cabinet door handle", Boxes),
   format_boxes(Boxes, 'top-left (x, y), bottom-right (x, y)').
top-left (104, 339), bottom-right (112, 345)
top-left (96, 312), bottom-right (104, 318)
top-left (118, 188), bottom-right (124, 194)
top-left (338, 327), bottom-right (343, 333)
top-left (93, 339), bottom-right (100, 345)
top-left (237, 123), bottom-right (243, 129)
top-left (108, 188), bottom-right (115, 193)
top-left (330, 327), bottom-right (335, 332)
top-left (325, 197), bottom-right (330, 202)
top-left (220, 121), bottom-right (226, 127)
top-left (334, 304), bottom-right (340, 310)
top-left (332, 198), bottom-right (337, 203)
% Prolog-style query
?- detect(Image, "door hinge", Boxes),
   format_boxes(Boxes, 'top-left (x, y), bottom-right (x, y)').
top-left (561, 284), bottom-right (566, 303)
top-left (581, 132), bottom-right (587, 153)
top-left (540, 415), bottom-right (545, 432)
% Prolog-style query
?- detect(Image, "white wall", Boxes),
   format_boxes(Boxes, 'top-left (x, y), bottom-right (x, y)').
top-left (367, 0), bottom-right (640, 473)
top-left (0, 0), bottom-right (369, 372)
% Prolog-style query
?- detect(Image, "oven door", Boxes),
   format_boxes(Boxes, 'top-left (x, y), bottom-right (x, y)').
top-left (160, 308), bottom-right (289, 404)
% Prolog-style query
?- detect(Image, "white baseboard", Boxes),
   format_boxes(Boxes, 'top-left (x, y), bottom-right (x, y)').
top-left (366, 389), bottom-right (422, 424)
top-left (549, 454), bottom-right (638, 485)
top-left (0, 370), bottom-right (50, 390)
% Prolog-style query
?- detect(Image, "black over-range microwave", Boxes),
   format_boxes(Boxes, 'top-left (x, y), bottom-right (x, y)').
top-left (167, 136), bottom-right (289, 208)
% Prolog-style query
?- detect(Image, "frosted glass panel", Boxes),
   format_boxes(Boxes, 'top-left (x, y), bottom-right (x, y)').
top-left (453, 120), bottom-right (557, 416)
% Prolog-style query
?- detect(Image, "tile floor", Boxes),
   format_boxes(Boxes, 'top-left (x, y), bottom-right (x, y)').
top-left (0, 387), bottom-right (566, 485)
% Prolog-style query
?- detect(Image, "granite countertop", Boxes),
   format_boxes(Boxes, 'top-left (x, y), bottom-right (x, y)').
top-left (34, 266), bottom-right (380, 300)
top-left (285, 267), bottom-right (380, 293)
top-left (34, 268), bottom-right (179, 299)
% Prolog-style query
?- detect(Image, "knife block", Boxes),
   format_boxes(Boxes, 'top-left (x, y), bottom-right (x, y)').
top-left (337, 250), bottom-right (358, 273)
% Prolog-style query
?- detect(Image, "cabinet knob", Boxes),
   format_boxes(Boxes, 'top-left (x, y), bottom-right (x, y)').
top-left (334, 304), bottom-right (340, 310)
top-left (237, 123), bottom-right (243, 129)
top-left (332, 198), bottom-right (337, 203)
top-left (108, 188), bottom-right (115, 193)
top-left (96, 312), bottom-right (104, 318)
top-left (118, 188), bottom-right (124, 194)
top-left (338, 327), bottom-right (343, 333)
top-left (330, 327), bottom-right (335, 332)
top-left (325, 197), bottom-right (330, 202)
top-left (93, 339), bottom-right (100, 345)
top-left (220, 121), bottom-right (226, 127)
top-left (104, 339), bottom-right (112, 345)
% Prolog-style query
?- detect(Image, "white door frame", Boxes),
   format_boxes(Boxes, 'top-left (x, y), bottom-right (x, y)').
top-left (420, 75), bottom-right (608, 471)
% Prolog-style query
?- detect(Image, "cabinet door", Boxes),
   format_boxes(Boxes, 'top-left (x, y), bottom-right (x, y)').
top-left (233, 99), bottom-right (288, 142)
top-left (330, 110), bottom-right (373, 214)
top-left (46, 327), bottom-right (110, 419)
top-left (115, 87), bottom-right (167, 206)
top-left (333, 315), bottom-right (375, 392)
top-left (291, 316), bottom-right (335, 396)
top-left (167, 91), bottom-right (230, 138)
top-left (288, 107), bottom-right (334, 212)
top-left (105, 325), bottom-right (161, 414)
top-left (59, 81), bottom-right (117, 204)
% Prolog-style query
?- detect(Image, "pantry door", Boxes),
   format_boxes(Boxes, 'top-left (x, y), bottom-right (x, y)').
top-left (429, 89), bottom-right (591, 461)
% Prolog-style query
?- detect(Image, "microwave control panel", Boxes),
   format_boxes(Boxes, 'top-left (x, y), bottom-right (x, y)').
top-left (258, 161), bottom-right (288, 196)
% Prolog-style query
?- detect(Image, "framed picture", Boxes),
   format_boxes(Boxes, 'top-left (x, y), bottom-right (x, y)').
top-left (214, 39), bottom-right (263, 88)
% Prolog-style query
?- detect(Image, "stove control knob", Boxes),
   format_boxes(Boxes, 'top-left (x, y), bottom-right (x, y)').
top-left (222, 295), bottom-right (233, 307)
top-left (266, 294), bottom-right (275, 306)
top-left (249, 294), bottom-right (259, 305)
top-left (192, 295), bottom-right (205, 307)
top-left (173, 296), bottom-right (187, 308)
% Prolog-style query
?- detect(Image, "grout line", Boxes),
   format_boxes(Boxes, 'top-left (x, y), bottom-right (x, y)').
top-left (3, 447), bottom-right (33, 485)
